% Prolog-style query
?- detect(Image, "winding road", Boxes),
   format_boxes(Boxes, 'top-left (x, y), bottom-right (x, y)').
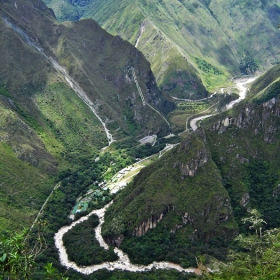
top-left (4, 13), bottom-right (260, 276)
top-left (190, 76), bottom-right (258, 131)
top-left (52, 72), bottom-right (257, 276)
top-left (132, 68), bottom-right (170, 127)
top-left (5, 15), bottom-right (195, 275)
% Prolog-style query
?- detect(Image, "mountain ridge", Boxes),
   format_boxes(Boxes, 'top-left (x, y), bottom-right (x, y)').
top-left (44, 0), bottom-right (280, 99)
top-left (101, 66), bottom-right (280, 267)
top-left (0, 0), bottom-right (173, 230)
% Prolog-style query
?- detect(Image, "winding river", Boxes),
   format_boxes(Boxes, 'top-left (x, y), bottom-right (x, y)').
top-left (54, 201), bottom-right (197, 275)
top-left (3, 12), bottom-right (260, 276)
top-left (54, 76), bottom-right (260, 275)
top-left (5, 10), bottom-right (258, 275)
top-left (190, 76), bottom-right (258, 131)
top-left (3, 14), bottom-right (196, 275)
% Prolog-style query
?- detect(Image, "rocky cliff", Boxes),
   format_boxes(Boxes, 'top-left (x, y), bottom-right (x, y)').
top-left (102, 66), bottom-right (280, 266)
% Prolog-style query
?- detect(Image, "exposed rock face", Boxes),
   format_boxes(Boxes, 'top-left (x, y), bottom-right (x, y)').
top-left (174, 150), bottom-right (208, 177)
top-left (107, 234), bottom-right (124, 247)
top-left (212, 98), bottom-right (280, 143)
top-left (133, 213), bottom-right (165, 237)
top-left (133, 205), bottom-right (174, 236)
top-left (240, 193), bottom-right (250, 207)
top-left (173, 132), bottom-right (209, 178)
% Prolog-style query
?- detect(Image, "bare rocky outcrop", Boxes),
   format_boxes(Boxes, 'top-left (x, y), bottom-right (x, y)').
top-left (211, 97), bottom-right (280, 145)
top-left (174, 149), bottom-right (208, 177)
top-left (173, 133), bottom-right (209, 177)
top-left (133, 205), bottom-right (173, 236)
top-left (240, 193), bottom-right (250, 207)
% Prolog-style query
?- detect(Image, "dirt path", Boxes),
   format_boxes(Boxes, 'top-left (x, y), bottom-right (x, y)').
top-left (132, 68), bottom-right (170, 127)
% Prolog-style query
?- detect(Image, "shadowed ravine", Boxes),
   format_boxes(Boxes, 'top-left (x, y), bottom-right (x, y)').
top-left (2, 15), bottom-right (198, 275)
top-left (1, 16), bottom-right (114, 145)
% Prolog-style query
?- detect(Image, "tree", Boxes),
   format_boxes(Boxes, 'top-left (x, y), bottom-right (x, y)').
top-left (0, 227), bottom-right (68, 279)
top-left (204, 210), bottom-right (280, 279)
top-left (0, 229), bottom-right (39, 279)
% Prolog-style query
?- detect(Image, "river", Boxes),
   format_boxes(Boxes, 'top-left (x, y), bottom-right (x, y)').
top-left (54, 76), bottom-right (259, 275)
top-left (190, 76), bottom-right (258, 131)
top-left (54, 201), bottom-right (197, 275)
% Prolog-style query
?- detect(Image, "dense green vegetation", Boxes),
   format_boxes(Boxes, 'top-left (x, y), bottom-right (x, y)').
top-left (195, 58), bottom-right (223, 76)
top-left (204, 210), bottom-right (280, 280)
top-left (100, 65), bottom-right (280, 274)
top-left (44, 0), bottom-right (280, 96)
top-left (0, 0), bottom-right (173, 235)
top-left (120, 226), bottom-right (229, 268)
top-left (253, 79), bottom-right (280, 104)
top-left (0, 85), bottom-right (10, 97)
top-left (63, 215), bottom-right (118, 265)
top-left (245, 161), bottom-right (280, 228)
top-left (3, 0), bottom-right (280, 279)
top-left (176, 102), bottom-right (210, 113)
top-left (102, 133), bottom-right (236, 267)
top-left (239, 52), bottom-right (259, 75)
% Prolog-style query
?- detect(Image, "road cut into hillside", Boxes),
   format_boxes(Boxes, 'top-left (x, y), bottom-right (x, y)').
top-left (190, 76), bottom-right (258, 131)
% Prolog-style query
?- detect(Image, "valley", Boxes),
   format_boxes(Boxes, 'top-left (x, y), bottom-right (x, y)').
top-left (189, 76), bottom-right (258, 131)
top-left (1, 0), bottom-right (280, 279)
top-left (52, 76), bottom-right (255, 276)
top-left (44, 0), bottom-right (280, 99)
top-left (55, 201), bottom-right (198, 275)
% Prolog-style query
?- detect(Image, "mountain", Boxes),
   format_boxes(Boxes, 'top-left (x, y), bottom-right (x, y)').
top-left (102, 65), bottom-right (280, 267)
top-left (43, 0), bottom-right (280, 99)
top-left (0, 0), bottom-right (172, 231)
top-left (2, 0), bottom-right (280, 278)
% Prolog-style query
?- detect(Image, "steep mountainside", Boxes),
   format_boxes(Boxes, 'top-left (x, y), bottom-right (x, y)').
top-left (102, 65), bottom-right (280, 266)
top-left (0, 0), bottom-right (172, 230)
top-left (44, 0), bottom-right (280, 98)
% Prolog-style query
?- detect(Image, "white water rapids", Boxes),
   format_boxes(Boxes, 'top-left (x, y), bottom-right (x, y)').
top-left (54, 201), bottom-right (197, 275)
top-left (3, 15), bottom-right (260, 276)
top-left (2, 15), bottom-right (197, 275)
top-left (226, 76), bottom-right (257, 110)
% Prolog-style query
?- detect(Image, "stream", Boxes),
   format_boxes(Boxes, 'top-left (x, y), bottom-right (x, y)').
top-left (3, 15), bottom-right (194, 275)
top-left (3, 13), bottom-right (260, 276)
top-left (226, 77), bottom-right (257, 110)
top-left (54, 74), bottom-right (257, 276)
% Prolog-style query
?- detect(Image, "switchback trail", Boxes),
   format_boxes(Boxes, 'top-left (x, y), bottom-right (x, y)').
top-left (132, 68), bottom-right (170, 127)
top-left (30, 183), bottom-right (60, 231)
